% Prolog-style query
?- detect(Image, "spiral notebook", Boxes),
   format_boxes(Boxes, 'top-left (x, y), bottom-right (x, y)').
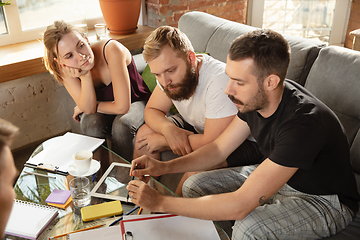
top-left (5, 200), bottom-right (58, 239)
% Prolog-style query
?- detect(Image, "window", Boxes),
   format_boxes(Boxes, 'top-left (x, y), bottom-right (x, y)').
top-left (0, 0), bottom-right (103, 47)
top-left (0, 6), bottom-right (7, 35)
top-left (248, 0), bottom-right (352, 45)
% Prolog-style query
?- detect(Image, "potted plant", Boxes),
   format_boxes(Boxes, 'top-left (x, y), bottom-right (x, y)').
top-left (0, 0), bottom-right (11, 6)
top-left (99, 0), bottom-right (142, 35)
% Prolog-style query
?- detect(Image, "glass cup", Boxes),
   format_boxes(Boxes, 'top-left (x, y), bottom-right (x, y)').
top-left (69, 177), bottom-right (91, 207)
top-left (94, 23), bottom-right (107, 40)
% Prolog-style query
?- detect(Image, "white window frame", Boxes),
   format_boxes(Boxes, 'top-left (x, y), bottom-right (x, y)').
top-left (0, 0), bottom-right (104, 47)
top-left (0, 0), bottom-right (146, 47)
top-left (247, 0), bottom-right (352, 46)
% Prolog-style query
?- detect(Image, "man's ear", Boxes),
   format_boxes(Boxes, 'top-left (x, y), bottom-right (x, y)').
top-left (187, 51), bottom-right (196, 66)
top-left (264, 74), bottom-right (281, 91)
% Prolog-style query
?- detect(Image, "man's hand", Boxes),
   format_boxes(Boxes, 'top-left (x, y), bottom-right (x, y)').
top-left (162, 125), bottom-right (194, 156)
top-left (126, 180), bottom-right (164, 212)
top-left (72, 106), bottom-right (84, 122)
top-left (136, 133), bottom-right (168, 154)
top-left (130, 155), bottom-right (165, 182)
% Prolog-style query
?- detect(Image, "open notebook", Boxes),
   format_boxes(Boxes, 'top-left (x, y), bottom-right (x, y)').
top-left (5, 200), bottom-right (58, 239)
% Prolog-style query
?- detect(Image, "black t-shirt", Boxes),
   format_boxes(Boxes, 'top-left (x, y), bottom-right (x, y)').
top-left (237, 80), bottom-right (360, 213)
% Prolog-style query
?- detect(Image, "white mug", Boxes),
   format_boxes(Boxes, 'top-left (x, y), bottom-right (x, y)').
top-left (73, 150), bottom-right (92, 174)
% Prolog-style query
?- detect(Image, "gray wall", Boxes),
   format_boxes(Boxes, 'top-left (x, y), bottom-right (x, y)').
top-left (0, 72), bottom-right (79, 150)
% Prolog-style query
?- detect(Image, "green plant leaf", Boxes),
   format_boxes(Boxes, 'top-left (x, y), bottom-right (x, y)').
top-left (0, 0), bottom-right (11, 6)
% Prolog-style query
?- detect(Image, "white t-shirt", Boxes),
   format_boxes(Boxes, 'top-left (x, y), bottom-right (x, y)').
top-left (158, 54), bottom-right (238, 134)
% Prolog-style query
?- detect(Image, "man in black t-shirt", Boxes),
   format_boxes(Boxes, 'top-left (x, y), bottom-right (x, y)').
top-left (126, 29), bottom-right (360, 239)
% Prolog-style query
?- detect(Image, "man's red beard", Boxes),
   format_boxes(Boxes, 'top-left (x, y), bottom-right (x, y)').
top-left (162, 63), bottom-right (198, 101)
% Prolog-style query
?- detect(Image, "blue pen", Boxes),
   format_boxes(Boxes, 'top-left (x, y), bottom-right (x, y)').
top-left (109, 206), bottom-right (140, 226)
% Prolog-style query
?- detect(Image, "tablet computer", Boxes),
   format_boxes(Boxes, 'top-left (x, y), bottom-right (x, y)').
top-left (90, 162), bottom-right (132, 202)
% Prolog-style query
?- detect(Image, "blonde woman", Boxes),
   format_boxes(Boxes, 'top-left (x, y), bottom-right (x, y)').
top-left (43, 21), bottom-right (151, 161)
top-left (0, 119), bottom-right (18, 237)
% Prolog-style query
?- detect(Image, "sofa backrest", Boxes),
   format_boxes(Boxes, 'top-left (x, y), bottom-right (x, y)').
top-left (178, 11), bottom-right (325, 86)
top-left (305, 46), bottom-right (360, 193)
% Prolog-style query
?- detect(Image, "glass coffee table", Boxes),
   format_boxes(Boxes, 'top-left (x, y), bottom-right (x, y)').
top-left (6, 139), bottom-right (230, 240)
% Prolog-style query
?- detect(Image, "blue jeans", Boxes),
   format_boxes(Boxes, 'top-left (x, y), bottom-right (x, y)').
top-left (80, 100), bottom-right (147, 162)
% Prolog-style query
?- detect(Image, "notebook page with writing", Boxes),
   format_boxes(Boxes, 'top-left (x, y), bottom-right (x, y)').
top-left (5, 200), bottom-right (58, 240)
top-left (120, 214), bottom-right (221, 240)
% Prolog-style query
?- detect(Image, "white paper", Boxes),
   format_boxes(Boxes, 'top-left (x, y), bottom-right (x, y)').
top-left (121, 214), bottom-right (221, 240)
top-left (68, 225), bottom-right (121, 240)
top-left (26, 132), bottom-right (105, 173)
top-left (5, 200), bottom-right (58, 239)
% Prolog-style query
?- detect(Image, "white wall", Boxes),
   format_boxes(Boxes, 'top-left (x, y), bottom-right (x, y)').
top-left (0, 72), bottom-right (76, 150)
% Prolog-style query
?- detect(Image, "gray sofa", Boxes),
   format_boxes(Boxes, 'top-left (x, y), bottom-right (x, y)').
top-left (134, 11), bottom-right (360, 239)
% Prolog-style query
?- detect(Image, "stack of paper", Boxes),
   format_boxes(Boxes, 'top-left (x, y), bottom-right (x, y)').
top-left (25, 132), bottom-right (105, 174)
top-left (46, 189), bottom-right (72, 209)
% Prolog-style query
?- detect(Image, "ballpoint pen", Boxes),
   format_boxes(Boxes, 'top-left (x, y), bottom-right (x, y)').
top-left (109, 206), bottom-right (140, 226)
top-left (126, 164), bottom-right (137, 202)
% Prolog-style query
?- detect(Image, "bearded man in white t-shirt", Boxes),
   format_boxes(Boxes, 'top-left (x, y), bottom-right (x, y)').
top-left (133, 26), bottom-right (262, 196)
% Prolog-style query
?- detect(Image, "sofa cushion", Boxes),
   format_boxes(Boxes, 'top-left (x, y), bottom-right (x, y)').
top-left (178, 11), bottom-right (325, 86)
top-left (305, 46), bottom-right (360, 192)
top-left (282, 34), bottom-right (325, 86)
top-left (178, 11), bottom-right (229, 54)
top-left (179, 11), bottom-right (256, 63)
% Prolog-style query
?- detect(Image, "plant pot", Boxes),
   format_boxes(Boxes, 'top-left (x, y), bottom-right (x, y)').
top-left (99, 0), bottom-right (141, 35)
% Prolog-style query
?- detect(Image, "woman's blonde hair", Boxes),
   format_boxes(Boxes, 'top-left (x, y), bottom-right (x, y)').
top-left (143, 26), bottom-right (194, 62)
top-left (42, 20), bottom-right (84, 83)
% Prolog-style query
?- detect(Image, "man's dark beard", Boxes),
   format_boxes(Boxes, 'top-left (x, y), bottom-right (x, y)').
top-left (163, 64), bottom-right (198, 101)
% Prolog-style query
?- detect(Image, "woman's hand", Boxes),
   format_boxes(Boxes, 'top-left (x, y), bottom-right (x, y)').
top-left (73, 106), bottom-right (84, 122)
top-left (54, 58), bottom-right (88, 78)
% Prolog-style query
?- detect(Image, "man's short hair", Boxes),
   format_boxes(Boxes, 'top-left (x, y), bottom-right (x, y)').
top-left (143, 26), bottom-right (194, 62)
top-left (229, 29), bottom-right (291, 84)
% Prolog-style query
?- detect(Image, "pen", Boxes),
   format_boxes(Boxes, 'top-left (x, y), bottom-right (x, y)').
top-left (137, 207), bottom-right (143, 215)
top-left (126, 164), bottom-right (137, 202)
top-left (109, 206), bottom-right (140, 226)
top-left (48, 224), bottom-right (104, 239)
top-left (24, 171), bottom-right (56, 179)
